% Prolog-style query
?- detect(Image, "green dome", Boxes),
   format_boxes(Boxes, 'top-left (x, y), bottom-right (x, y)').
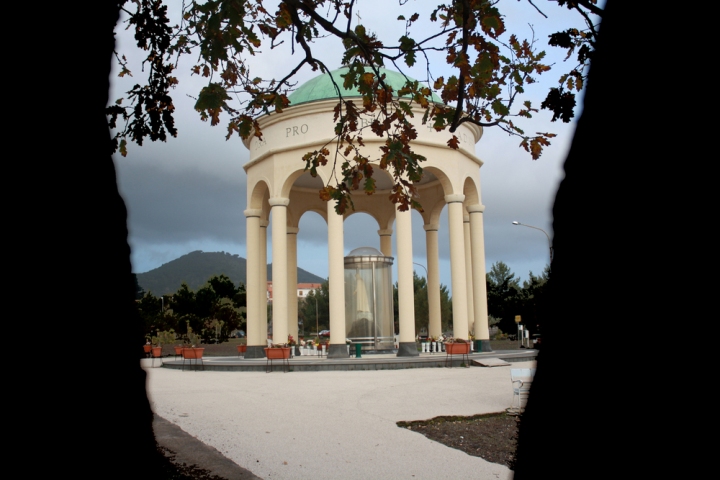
top-left (287, 67), bottom-right (442, 106)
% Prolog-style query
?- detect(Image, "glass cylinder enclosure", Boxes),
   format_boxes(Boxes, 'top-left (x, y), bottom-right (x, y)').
top-left (344, 247), bottom-right (395, 352)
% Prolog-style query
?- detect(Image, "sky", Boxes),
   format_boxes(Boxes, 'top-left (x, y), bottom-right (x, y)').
top-left (111, 1), bottom-right (596, 293)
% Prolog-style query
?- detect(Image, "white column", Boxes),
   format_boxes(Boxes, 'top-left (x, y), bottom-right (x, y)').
top-left (424, 223), bottom-right (442, 339)
top-left (468, 204), bottom-right (490, 348)
top-left (287, 226), bottom-right (299, 345)
top-left (244, 209), bottom-right (262, 353)
top-left (327, 202), bottom-right (347, 357)
top-left (396, 206), bottom-right (418, 356)
top-left (269, 197), bottom-right (289, 345)
top-left (464, 213), bottom-right (475, 338)
top-left (445, 194), bottom-right (468, 340)
top-left (378, 228), bottom-right (393, 257)
top-left (260, 219), bottom-right (268, 344)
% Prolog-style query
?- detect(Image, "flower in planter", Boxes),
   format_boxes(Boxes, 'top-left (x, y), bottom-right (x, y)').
top-left (287, 335), bottom-right (297, 346)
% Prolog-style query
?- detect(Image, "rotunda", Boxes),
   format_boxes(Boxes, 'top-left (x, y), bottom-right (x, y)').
top-left (242, 67), bottom-right (491, 358)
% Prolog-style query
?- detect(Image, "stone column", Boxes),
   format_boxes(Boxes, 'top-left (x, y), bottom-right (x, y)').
top-left (260, 219), bottom-right (268, 347)
top-left (468, 204), bottom-right (492, 351)
top-left (287, 226), bottom-right (299, 354)
top-left (445, 194), bottom-right (468, 340)
top-left (424, 223), bottom-right (442, 339)
top-left (244, 209), bottom-right (264, 358)
top-left (269, 198), bottom-right (289, 346)
top-left (396, 206), bottom-right (418, 356)
top-left (464, 213), bottom-right (475, 338)
top-left (327, 202), bottom-right (347, 358)
top-left (378, 228), bottom-right (393, 257)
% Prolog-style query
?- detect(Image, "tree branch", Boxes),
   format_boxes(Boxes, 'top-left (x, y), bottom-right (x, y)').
top-left (449, 0), bottom-right (470, 132)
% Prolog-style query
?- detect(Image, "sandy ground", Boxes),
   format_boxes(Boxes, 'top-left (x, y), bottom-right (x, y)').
top-left (143, 359), bottom-right (536, 480)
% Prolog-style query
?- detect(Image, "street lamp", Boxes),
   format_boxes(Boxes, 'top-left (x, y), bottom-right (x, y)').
top-left (314, 292), bottom-right (318, 338)
top-left (512, 221), bottom-right (553, 263)
top-left (413, 262), bottom-right (427, 278)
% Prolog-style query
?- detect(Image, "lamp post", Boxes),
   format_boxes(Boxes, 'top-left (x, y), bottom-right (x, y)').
top-left (512, 221), bottom-right (553, 263)
top-left (314, 293), bottom-right (318, 338)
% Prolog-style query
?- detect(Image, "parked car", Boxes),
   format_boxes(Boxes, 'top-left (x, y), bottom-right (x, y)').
top-left (319, 330), bottom-right (330, 337)
top-left (417, 334), bottom-right (429, 342)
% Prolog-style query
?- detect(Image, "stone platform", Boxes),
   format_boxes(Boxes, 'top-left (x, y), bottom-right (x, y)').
top-left (154, 349), bottom-right (539, 372)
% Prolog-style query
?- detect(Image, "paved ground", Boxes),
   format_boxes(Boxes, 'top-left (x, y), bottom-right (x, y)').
top-left (143, 357), bottom-right (536, 479)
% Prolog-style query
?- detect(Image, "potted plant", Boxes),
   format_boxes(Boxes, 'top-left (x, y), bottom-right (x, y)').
top-left (444, 337), bottom-right (471, 354)
top-left (150, 334), bottom-right (162, 358)
top-left (151, 330), bottom-right (176, 358)
top-left (264, 342), bottom-right (291, 359)
top-left (182, 327), bottom-right (205, 360)
top-left (236, 340), bottom-right (247, 357)
top-left (143, 339), bottom-right (152, 357)
top-left (287, 335), bottom-right (297, 357)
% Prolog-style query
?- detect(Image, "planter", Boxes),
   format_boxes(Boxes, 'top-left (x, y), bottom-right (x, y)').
top-left (444, 342), bottom-right (470, 354)
top-left (264, 347), bottom-right (291, 359)
top-left (143, 344), bottom-right (152, 357)
top-left (444, 342), bottom-right (470, 368)
top-left (182, 347), bottom-right (205, 359)
top-left (151, 346), bottom-right (163, 357)
top-left (173, 346), bottom-right (184, 358)
top-left (237, 344), bottom-right (247, 357)
top-left (264, 347), bottom-right (291, 373)
top-left (181, 347), bottom-right (205, 371)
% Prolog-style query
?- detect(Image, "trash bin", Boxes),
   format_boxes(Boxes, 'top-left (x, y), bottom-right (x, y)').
top-left (355, 343), bottom-right (362, 358)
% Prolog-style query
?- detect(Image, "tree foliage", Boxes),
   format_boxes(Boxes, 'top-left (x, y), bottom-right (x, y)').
top-left (298, 282), bottom-right (330, 334)
top-left (393, 272), bottom-right (453, 334)
top-left (137, 274), bottom-right (246, 342)
top-left (486, 261), bottom-right (549, 337)
top-left (109, 0), bottom-right (602, 213)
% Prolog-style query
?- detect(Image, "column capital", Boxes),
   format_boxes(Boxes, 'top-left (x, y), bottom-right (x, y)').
top-left (260, 219), bottom-right (269, 228)
top-left (463, 214), bottom-right (470, 223)
top-left (377, 229), bottom-right (393, 236)
top-left (268, 197), bottom-right (289, 207)
top-left (423, 224), bottom-right (439, 232)
top-left (444, 194), bottom-right (465, 204)
top-left (467, 204), bottom-right (486, 214)
top-left (244, 209), bottom-right (262, 218)
top-left (287, 227), bottom-right (299, 235)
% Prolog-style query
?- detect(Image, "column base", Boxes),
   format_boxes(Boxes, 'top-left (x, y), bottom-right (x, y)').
top-left (477, 339), bottom-right (493, 352)
top-left (396, 342), bottom-right (419, 357)
top-left (244, 345), bottom-right (266, 359)
top-left (327, 344), bottom-right (349, 358)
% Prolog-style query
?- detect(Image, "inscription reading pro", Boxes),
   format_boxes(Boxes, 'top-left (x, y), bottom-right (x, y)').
top-left (286, 124), bottom-right (309, 137)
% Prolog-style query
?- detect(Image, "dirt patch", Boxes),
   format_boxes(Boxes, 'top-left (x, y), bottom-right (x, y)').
top-left (397, 411), bottom-right (520, 470)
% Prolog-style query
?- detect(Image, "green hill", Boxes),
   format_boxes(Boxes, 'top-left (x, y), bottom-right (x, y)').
top-left (136, 250), bottom-right (326, 295)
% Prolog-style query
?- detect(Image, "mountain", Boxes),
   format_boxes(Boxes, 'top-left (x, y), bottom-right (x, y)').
top-left (136, 250), bottom-right (326, 295)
